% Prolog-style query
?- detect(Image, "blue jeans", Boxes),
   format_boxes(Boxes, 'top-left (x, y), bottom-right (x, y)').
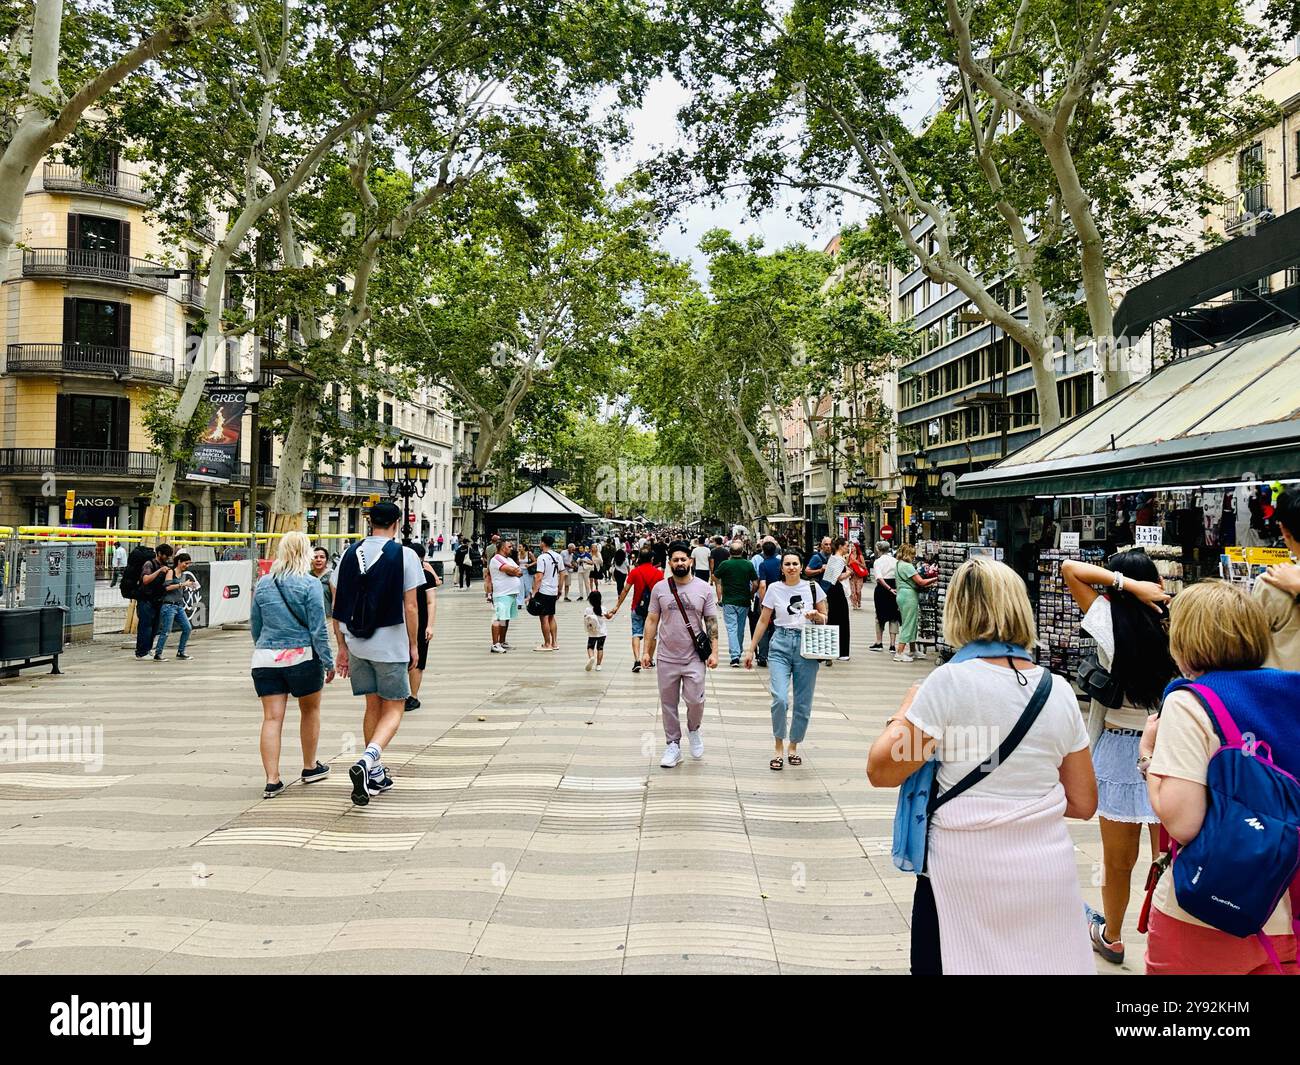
top-left (154, 603), bottom-right (191, 656)
top-left (134, 599), bottom-right (159, 657)
top-left (721, 603), bottom-right (748, 660)
top-left (768, 627), bottom-right (819, 742)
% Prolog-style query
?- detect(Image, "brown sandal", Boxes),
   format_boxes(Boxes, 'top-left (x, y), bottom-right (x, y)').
top-left (787, 753), bottom-right (802, 766)
top-left (769, 757), bottom-right (784, 771)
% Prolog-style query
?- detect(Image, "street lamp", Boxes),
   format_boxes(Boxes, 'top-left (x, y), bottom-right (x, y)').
top-left (843, 468), bottom-right (878, 545)
top-left (382, 438), bottom-right (431, 545)
top-left (456, 464), bottom-right (494, 541)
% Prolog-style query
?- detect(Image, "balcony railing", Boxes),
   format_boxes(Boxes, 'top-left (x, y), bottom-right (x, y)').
top-left (1225, 186), bottom-right (1272, 234)
top-left (6, 342), bottom-right (174, 384)
top-left (183, 277), bottom-right (207, 310)
top-left (227, 462), bottom-right (387, 496)
top-left (22, 248), bottom-right (169, 293)
top-left (42, 163), bottom-right (151, 205)
top-left (0, 448), bottom-right (157, 477)
top-left (194, 217), bottom-right (216, 242)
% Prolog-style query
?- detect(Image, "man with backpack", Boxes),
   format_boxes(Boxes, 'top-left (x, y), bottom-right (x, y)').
top-left (606, 549), bottom-right (664, 674)
top-left (331, 502), bottom-right (426, 807)
top-left (124, 543), bottom-right (173, 660)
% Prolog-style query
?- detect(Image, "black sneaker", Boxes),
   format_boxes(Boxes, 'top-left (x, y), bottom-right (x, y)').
top-left (730, 658), bottom-right (740, 668)
top-left (404, 696), bottom-right (420, 712)
top-left (348, 762), bottom-right (370, 806)
top-left (152, 652), bottom-right (163, 661)
top-left (263, 780), bottom-right (285, 799)
top-left (367, 772), bottom-right (394, 795)
top-left (756, 658), bottom-right (767, 668)
top-left (632, 662), bottom-right (641, 673)
top-left (176, 652), bottom-right (192, 661)
top-left (869, 643), bottom-right (884, 652)
top-left (301, 761), bottom-right (330, 784)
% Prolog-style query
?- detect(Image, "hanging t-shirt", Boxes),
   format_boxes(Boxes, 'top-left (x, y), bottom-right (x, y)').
top-left (761, 580), bottom-right (826, 629)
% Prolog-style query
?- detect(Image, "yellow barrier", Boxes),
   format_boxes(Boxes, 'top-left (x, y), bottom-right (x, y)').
top-left (7, 526), bottom-right (360, 545)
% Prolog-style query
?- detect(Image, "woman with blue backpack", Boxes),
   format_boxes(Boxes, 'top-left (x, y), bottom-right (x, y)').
top-left (1062, 551), bottom-right (1175, 965)
top-left (1140, 580), bottom-right (1300, 975)
top-left (868, 557), bottom-right (1098, 974)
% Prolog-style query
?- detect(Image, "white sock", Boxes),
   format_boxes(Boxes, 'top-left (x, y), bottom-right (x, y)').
top-left (360, 743), bottom-right (382, 771)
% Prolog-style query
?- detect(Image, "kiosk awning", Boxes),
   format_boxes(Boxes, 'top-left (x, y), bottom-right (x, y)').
top-left (957, 325), bottom-right (1300, 500)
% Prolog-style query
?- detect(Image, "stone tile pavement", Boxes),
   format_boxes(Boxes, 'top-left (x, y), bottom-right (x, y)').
top-left (0, 585), bottom-right (1143, 973)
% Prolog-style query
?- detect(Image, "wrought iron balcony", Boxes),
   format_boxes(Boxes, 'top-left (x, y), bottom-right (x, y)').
top-left (0, 448), bottom-right (157, 477)
top-left (1225, 186), bottom-right (1272, 235)
top-left (42, 163), bottom-right (151, 205)
top-left (183, 276), bottom-right (207, 310)
top-left (6, 342), bottom-right (174, 384)
top-left (22, 248), bottom-right (169, 293)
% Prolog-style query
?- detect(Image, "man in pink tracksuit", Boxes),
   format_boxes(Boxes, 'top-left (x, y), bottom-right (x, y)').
top-left (642, 541), bottom-right (718, 768)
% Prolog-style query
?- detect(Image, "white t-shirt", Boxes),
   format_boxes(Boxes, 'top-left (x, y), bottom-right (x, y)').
top-left (906, 659), bottom-right (1089, 803)
top-left (490, 552), bottom-right (522, 596)
top-left (331, 537), bottom-right (426, 662)
top-left (561, 549), bottom-right (575, 572)
top-left (1080, 596), bottom-right (1150, 731)
top-left (824, 554), bottom-right (848, 585)
top-left (691, 545), bottom-right (712, 571)
top-left (535, 550), bottom-right (562, 595)
top-left (872, 553), bottom-right (897, 581)
top-left (761, 580), bottom-right (826, 628)
top-left (584, 607), bottom-right (608, 637)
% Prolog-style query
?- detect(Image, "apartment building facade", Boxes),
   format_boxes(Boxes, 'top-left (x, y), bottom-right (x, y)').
top-left (0, 141), bottom-right (464, 543)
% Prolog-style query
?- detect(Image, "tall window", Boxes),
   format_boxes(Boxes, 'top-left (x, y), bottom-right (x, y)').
top-left (56, 394), bottom-right (128, 451)
top-left (1237, 142), bottom-right (1266, 213)
top-left (68, 213), bottom-right (129, 256)
top-left (63, 297), bottom-right (129, 348)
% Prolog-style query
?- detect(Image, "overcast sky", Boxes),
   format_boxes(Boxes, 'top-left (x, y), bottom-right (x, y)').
top-left (610, 68), bottom-right (944, 281)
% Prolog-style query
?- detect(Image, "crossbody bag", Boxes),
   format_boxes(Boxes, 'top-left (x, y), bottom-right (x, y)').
top-left (667, 579), bottom-right (713, 663)
top-left (250, 576), bottom-right (316, 670)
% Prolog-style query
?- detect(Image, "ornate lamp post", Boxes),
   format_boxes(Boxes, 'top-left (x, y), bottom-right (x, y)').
top-left (843, 469), bottom-right (878, 546)
top-left (898, 447), bottom-right (942, 543)
top-left (382, 438), bottom-right (431, 545)
top-left (456, 464), bottom-right (494, 541)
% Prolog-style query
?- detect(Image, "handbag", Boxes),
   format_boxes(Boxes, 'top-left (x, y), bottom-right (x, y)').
top-left (891, 667), bottom-right (1054, 874)
top-left (667, 578), bottom-right (712, 663)
top-left (1077, 651), bottom-right (1125, 709)
top-left (798, 581), bottom-right (837, 660)
top-left (849, 559), bottom-right (869, 578)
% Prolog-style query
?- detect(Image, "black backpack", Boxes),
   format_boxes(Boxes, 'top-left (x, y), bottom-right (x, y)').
top-left (119, 546), bottom-right (156, 601)
top-left (633, 575), bottom-right (655, 618)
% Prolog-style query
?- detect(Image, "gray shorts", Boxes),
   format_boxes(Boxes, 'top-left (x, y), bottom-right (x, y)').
top-left (348, 654), bottom-right (411, 702)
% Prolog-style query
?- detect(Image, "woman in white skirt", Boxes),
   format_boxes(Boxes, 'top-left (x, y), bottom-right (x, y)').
top-left (868, 557), bottom-right (1098, 975)
top-left (1062, 552), bottom-right (1174, 965)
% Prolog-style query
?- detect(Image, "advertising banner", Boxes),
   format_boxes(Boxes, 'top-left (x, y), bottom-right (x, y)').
top-left (206, 560), bottom-right (252, 626)
top-left (186, 385), bottom-right (248, 484)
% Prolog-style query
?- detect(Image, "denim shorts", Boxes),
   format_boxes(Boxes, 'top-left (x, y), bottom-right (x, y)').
top-left (349, 655), bottom-right (411, 701)
top-left (631, 611), bottom-right (646, 637)
top-left (252, 658), bottom-right (324, 698)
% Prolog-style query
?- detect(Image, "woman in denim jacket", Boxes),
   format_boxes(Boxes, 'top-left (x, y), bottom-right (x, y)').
top-left (251, 531), bottom-right (335, 798)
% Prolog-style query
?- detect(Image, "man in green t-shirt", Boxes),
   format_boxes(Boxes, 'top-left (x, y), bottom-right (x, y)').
top-left (714, 540), bottom-right (758, 667)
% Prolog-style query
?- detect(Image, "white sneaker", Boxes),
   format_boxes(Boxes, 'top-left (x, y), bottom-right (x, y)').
top-left (896, 653), bottom-right (915, 663)
top-left (688, 729), bottom-right (704, 759)
top-left (660, 742), bottom-right (682, 768)
top-left (595, 664), bottom-right (602, 671)
top-left (491, 644), bottom-right (506, 654)
top-left (585, 657), bottom-right (594, 672)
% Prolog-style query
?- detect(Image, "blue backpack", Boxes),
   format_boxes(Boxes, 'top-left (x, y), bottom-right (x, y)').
top-left (1167, 681), bottom-right (1300, 964)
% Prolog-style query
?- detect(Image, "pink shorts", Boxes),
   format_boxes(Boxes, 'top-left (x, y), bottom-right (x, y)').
top-left (1145, 908), bottom-right (1298, 975)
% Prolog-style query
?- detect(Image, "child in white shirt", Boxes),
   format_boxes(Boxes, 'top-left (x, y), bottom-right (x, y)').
top-left (584, 590), bottom-right (608, 672)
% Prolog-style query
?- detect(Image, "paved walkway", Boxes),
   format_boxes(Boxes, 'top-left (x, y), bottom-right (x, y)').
top-left (0, 585), bottom-right (1141, 973)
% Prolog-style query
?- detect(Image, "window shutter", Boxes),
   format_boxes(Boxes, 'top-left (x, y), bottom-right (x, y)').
top-left (66, 213), bottom-right (79, 250)
top-left (120, 220), bottom-right (131, 259)
top-left (56, 393), bottom-right (70, 449)
top-left (119, 301), bottom-right (131, 349)
top-left (63, 298), bottom-right (77, 345)
top-left (113, 397), bottom-right (130, 453)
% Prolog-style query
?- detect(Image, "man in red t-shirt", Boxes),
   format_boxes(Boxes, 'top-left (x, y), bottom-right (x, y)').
top-left (606, 549), bottom-right (663, 673)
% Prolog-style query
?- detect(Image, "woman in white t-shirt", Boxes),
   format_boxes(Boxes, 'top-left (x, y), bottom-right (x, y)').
top-left (867, 557), bottom-right (1098, 975)
top-left (1062, 552), bottom-right (1175, 966)
top-left (743, 551), bottom-right (828, 771)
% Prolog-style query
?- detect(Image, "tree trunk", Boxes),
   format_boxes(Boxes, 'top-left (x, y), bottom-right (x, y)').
top-left (271, 387), bottom-right (315, 527)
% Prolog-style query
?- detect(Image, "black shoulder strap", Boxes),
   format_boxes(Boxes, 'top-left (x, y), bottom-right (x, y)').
top-left (667, 577), bottom-right (699, 637)
top-left (930, 667), bottom-right (1054, 814)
